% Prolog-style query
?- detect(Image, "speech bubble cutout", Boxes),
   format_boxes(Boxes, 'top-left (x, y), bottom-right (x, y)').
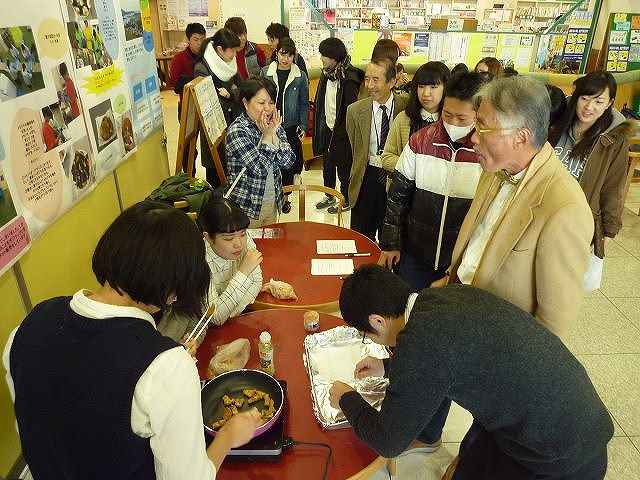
top-left (96, 0), bottom-right (120, 60)
top-left (143, 31), bottom-right (154, 52)
top-left (37, 19), bottom-right (68, 60)
top-left (113, 94), bottom-right (128, 115)
top-left (10, 109), bottom-right (63, 222)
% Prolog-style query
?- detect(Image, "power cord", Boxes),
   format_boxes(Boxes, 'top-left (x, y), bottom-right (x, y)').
top-left (283, 437), bottom-right (332, 480)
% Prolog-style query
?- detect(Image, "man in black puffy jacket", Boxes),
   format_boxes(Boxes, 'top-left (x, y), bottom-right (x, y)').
top-left (379, 72), bottom-right (487, 289)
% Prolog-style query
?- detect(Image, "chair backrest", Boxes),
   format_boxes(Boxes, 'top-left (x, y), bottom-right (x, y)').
top-left (173, 200), bottom-right (198, 221)
top-left (283, 184), bottom-right (345, 226)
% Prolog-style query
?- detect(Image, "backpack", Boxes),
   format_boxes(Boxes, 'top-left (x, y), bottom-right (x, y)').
top-left (147, 173), bottom-right (213, 217)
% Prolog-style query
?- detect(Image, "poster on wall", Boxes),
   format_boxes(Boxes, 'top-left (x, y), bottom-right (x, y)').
top-left (605, 13), bottom-right (640, 73)
top-left (119, 0), bottom-right (163, 140)
top-left (0, 1), bottom-right (98, 240)
top-left (63, 0), bottom-right (135, 179)
top-left (0, 0), bottom-right (162, 251)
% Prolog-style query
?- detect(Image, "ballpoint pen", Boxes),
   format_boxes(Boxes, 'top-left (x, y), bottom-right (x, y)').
top-left (344, 253), bottom-right (371, 257)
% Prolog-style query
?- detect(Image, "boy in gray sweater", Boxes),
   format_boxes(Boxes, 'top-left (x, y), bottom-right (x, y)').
top-left (329, 265), bottom-right (613, 480)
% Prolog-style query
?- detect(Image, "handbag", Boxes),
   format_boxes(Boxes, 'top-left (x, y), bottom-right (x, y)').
top-left (583, 253), bottom-right (604, 292)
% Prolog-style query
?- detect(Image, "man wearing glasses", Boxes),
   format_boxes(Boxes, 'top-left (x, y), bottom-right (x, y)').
top-left (438, 76), bottom-right (593, 338)
top-left (329, 265), bottom-right (612, 480)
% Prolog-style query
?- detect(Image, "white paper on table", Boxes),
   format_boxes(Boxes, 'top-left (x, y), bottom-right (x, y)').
top-left (311, 259), bottom-right (354, 276)
top-left (316, 239), bottom-right (357, 255)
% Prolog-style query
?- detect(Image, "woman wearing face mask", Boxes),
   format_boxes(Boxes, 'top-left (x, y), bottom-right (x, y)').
top-left (549, 71), bottom-right (633, 288)
top-left (225, 77), bottom-right (296, 227)
top-left (194, 28), bottom-right (243, 186)
top-left (261, 37), bottom-right (309, 213)
top-left (379, 72), bottom-right (488, 293)
top-left (381, 61), bottom-right (450, 180)
top-left (157, 194), bottom-right (263, 342)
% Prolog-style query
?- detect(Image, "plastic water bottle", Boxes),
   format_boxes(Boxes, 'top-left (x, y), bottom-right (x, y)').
top-left (258, 331), bottom-right (275, 375)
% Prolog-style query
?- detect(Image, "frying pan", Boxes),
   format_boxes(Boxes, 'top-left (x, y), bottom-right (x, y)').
top-left (201, 369), bottom-right (284, 440)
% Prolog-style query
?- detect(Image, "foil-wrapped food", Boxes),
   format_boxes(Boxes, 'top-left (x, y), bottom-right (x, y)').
top-left (303, 326), bottom-right (389, 429)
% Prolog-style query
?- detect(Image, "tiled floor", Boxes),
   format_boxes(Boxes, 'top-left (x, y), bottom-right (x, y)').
top-left (160, 91), bottom-right (640, 479)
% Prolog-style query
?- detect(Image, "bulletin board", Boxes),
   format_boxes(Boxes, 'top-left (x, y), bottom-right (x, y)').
top-left (0, 0), bottom-right (163, 276)
top-left (604, 12), bottom-right (640, 73)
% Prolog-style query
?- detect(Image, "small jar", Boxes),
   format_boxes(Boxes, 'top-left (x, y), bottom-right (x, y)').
top-left (303, 310), bottom-right (320, 332)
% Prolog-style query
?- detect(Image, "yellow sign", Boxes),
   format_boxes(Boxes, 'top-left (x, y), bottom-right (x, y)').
top-left (81, 65), bottom-right (124, 94)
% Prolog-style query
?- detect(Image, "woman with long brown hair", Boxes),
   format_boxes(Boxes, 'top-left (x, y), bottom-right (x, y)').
top-left (549, 71), bottom-right (634, 285)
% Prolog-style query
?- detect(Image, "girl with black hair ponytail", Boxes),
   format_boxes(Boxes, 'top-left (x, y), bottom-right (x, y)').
top-left (549, 71), bottom-right (634, 266)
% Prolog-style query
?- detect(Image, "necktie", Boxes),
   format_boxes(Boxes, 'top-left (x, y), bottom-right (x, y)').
top-left (379, 104), bottom-right (390, 154)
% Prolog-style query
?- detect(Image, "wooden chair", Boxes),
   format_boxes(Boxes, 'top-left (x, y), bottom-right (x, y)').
top-left (283, 184), bottom-right (345, 226)
top-left (624, 136), bottom-right (640, 216)
top-left (173, 200), bottom-right (198, 221)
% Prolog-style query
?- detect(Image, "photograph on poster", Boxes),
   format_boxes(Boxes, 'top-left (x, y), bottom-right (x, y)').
top-left (121, 0), bottom-right (144, 41)
top-left (0, 168), bottom-right (17, 229)
top-left (89, 99), bottom-right (118, 153)
top-left (68, 136), bottom-right (95, 197)
top-left (189, 0), bottom-right (208, 17)
top-left (0, 26), bottom-right (45, 102)
top-left (118, 110), bottom-right (136, 153)
top-left (392, 32), bottom-right (412, 56)
top-left (41, 103), bottom-right (70, 152)
top-left (67, 21), bottom-right (113, 70)
top-left (67, 0), bottom-right (97, 22)
top-left (52, 62), bottom-right (81, 124)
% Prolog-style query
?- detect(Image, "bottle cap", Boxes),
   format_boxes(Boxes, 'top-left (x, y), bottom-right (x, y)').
top-left (260, 331), bottom-right (271, 343)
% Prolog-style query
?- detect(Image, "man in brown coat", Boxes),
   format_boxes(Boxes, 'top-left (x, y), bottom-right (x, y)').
top-left (346, 57), bottom-right (408, 241)
top-left (444, 76), bottom-right (594, 338)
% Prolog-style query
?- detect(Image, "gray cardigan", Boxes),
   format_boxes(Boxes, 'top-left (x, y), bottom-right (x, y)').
top-left (340, 285), bottom-right (613, 471)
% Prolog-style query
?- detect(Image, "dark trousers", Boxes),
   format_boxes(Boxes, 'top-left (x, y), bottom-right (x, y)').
top-left (453, 421), bottom-right (608, 480)
top-left (282, 126), bottom-right (304, 188)
top-left (321, 129), bottom-right (351, 204)
top-left (397, 251), bottom-right (449, 291)
top-left (351, 165), bottom-right (387, 241)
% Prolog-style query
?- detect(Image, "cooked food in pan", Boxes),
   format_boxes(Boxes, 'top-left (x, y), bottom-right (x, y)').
top-left (209, 389), bottom-right (276, 430)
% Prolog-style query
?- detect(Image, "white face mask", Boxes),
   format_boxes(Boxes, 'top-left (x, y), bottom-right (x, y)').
top-left (443, 120), bottom-right (474, 141)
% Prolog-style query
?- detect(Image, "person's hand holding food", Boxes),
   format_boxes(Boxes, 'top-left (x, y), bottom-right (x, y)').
top-left (217, 407), bottom-right (262, 448)
top-left (239, 249), bottom-right (263, 275)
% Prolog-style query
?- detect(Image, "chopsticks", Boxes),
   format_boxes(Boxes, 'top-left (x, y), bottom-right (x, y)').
top-left (184, 307), bottom-right (214, 345)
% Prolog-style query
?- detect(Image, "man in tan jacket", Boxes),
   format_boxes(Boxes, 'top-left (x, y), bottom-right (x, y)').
top-left (446, 76), bottom-right (593, 338)
top-left (346, 57), bottom-right (408, 241)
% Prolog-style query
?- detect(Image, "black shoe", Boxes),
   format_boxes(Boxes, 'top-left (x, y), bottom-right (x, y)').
top-left (282, 200), bottom-right (292, 214)
top-left (328, 202), bottom-right (349, 214)
top-left (316, 196), bottom-right (337, 209)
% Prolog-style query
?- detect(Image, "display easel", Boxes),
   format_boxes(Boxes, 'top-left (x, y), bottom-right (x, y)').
top-left (175, 76), bottom-right (227, 183)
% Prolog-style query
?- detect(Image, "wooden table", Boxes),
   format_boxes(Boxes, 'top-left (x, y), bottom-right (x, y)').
top-left (196, 309), bottom-right (385, 480)
top-left (252, 222), bottom-right (381, 312)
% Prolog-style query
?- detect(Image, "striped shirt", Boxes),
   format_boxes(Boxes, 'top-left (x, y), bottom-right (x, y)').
top-left (205, 237), bottom-right (263, 325)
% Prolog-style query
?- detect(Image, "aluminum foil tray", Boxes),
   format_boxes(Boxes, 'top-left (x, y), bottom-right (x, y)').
top-left (303, 326), bottom-right (389, 430)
